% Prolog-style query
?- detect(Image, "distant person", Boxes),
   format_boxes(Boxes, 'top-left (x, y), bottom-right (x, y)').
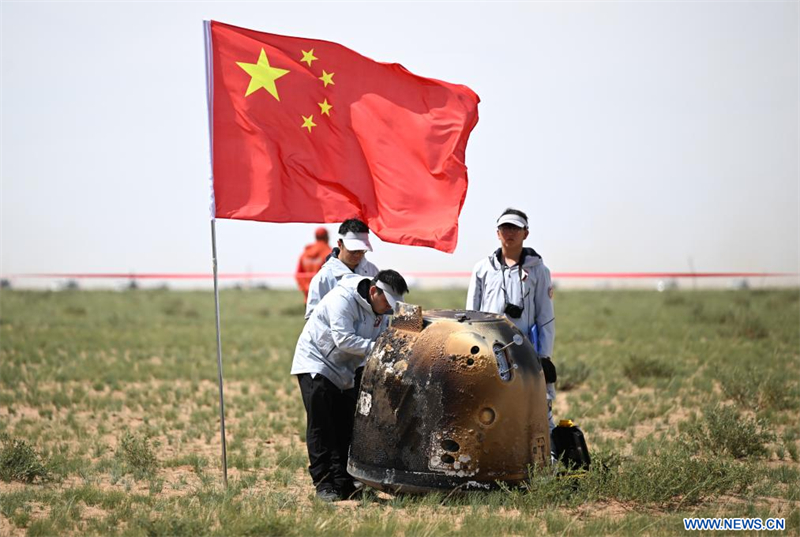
top-left (305, 218), bottom-right (379, 319)
top-left (295, 227), bottom-right (333, 303)
top-left (466, 208), bottom-right (557, 430)
top-left (291, 270), bottom-right (409, 501)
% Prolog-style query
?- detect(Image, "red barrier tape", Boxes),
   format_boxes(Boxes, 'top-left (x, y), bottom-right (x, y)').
top-left (4, 272), bottom-right (795, 280)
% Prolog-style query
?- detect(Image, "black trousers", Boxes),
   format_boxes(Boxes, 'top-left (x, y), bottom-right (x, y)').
top-left (297, 370), bottom-right (362, 493)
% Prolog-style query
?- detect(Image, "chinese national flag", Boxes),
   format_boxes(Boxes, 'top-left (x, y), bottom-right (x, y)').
top-left (206, 21), bottom-right (479, 253)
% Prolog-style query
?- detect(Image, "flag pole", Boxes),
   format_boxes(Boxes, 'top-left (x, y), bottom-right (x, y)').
top-left (205, 20), bottom-right (228, 488)
top-left (211, 219), bottom-right (229, 488)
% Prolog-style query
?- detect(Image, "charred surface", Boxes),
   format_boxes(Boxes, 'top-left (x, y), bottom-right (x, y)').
top-left (349, 308), bottom-right (550, 493)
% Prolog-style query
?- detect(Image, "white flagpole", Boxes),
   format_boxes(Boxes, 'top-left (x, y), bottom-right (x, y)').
top-left (211, 220), bottom-right (228, 488)
top-left (205, 20), bottom-right (228, 488)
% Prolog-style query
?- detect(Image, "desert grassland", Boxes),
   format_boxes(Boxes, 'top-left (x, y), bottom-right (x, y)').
top-left (0, 288), bottom-right (798, 537)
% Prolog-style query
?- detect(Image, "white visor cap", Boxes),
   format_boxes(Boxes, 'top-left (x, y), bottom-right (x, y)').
top-left (497, 213), bottom-right (528, 229)
top-left (339, 231), bottom-right (372, 252)
top-left (375, 280), bottom-right (404, 310)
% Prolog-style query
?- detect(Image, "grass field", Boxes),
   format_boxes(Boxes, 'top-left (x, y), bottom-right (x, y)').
top-left (0, 288), bottom-right (798, 536)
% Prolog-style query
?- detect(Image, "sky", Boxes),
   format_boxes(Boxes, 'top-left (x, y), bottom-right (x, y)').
top-left (1, 1), bottom-right (798, 289)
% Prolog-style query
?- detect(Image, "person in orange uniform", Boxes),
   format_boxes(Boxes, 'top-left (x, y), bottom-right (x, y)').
top-left (295, 227), bottom-right (332, 302)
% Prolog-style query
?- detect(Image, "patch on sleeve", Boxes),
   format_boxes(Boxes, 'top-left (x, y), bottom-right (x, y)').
top-left (548, 285), bottom-right (554, 299)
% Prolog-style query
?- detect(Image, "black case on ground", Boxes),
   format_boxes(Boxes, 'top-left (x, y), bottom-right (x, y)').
top-left (552, 422), bottom-right (591, 470)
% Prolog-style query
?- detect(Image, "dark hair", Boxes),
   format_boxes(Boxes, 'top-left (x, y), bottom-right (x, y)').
top-left (372, 269), bottom-right (409, 296)
top-left (500, 207), bottom-right (528, 222)
top-left (338, 218), bottom-right (369, 235)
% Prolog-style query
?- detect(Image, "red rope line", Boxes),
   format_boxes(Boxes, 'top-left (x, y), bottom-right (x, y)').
top-left (5, 272), bottom-right (795, 280)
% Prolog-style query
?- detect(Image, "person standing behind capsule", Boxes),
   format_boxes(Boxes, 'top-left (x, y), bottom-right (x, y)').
top-left (305, 218), bottom-right (379, 319)
top-left (292, 269), bottom-right (409, 501)
top-left (466, 208), bottom-right (557, 431)
top-left (295, 227), bottom-right (332, 303)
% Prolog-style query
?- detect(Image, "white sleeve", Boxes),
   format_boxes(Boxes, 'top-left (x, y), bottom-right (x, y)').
top-left (466, 263), bottom-right (483, 311)
top-left (533, 266), bottom-right (555, 358)
top-left (305, 271), bottom-right (333, 320)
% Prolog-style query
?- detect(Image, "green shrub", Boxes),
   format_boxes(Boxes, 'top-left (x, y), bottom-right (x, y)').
top-left (116, 432), bottom-right (158, 477)
top-left (521, 444), bottom-right (753, 508)
top-left (717, 309), bottom-right (769, 339)
top-left (719, 367), bottom-right (799, 412)
top-left (557, 359), bottom-right (590, 391)
top-left (136, 515), bottom-right (208, 537)
top-left (26, 519), bottom-right (57, 537)
top-left (663, 292), bottom-right (687, 306)
top-left (738, 315), bottom-right (769, 340)
top-left (784, 432), bottom-right (800, 463)
top-left (758, 374), bottom-right (800, 412)
top-left (614, 442), bottom-right (753, 506)
top-left (718, 367), bottom-right (760, 409)
top-left (521, 463), bottom-right (584, 508)
top-left (0, 434), bottom-right (51, 483)
top-left (622, 355), bottom-right (675, 384)
top-left (683, 405), bottom-right (774, 459)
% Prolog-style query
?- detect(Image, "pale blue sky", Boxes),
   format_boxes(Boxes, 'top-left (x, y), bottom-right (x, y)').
top-left (1, 1), bottom-right (798, 287)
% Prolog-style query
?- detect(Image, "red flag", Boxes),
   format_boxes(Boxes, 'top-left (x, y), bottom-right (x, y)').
top-left (205, 21), bottom-right (479, 253)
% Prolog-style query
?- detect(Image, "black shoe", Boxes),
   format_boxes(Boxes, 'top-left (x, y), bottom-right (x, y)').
top-left (315, 487), bottom-right (340, 502)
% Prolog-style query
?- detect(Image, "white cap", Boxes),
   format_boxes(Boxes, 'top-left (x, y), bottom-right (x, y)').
top-left (497, 213), bottom-right (528, 228)
top-left (375, 280), bottom-right (404, 310)
top-left (339, 231), bottom-right (372, 252)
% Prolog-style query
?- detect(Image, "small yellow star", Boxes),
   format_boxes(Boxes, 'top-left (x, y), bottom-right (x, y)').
top-left (318, 99), bottom-right (333, 116)
top-left (300, 49), bottom-right (318, 67)
top-left (319, 70), bottom-right (335, 87)
top-left (236, 49), bottom-right (290, 100)
top-left (301, 115), bottom-right (317, 132)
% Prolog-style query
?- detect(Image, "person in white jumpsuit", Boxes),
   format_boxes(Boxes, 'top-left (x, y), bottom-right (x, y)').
top-left (466, 208), bottom-right (557, 431)
top-left (305, 218), bottom-right (379, 320)
top-left (292, 270), bottom-right (408, 501)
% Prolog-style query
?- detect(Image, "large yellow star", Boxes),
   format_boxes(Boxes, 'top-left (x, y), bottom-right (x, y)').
top-left (319, 70), bottom-right (335, 87)
top-left (236, 49), bottom-right (289, 100)
top-left (301, 115), bottom-right (317, 133)
top-left (318, 99), bottom-right (332, 116)
top-left (300, 49), bottom-right (318, 67)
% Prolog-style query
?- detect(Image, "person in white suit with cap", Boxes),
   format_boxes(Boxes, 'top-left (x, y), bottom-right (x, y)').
top-left (292, 269), bottom-right (409, 501)
top-left (466, 208), bottom-right (557, 432)
top-left (305, 218), bottom-right (380, 319)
